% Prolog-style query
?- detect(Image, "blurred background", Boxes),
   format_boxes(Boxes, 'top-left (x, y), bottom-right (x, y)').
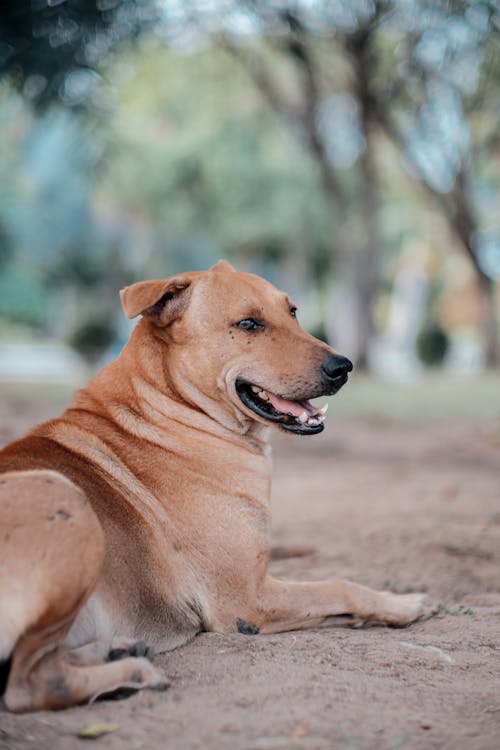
top-left (1, 6), bottom-right (500, 745)
top-left (0, 0), bottom-right (499, 393)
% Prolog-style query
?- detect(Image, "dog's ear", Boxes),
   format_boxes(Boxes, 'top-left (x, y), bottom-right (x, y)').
top-left (210, 259), bottom-right (236, 273)
top-left (119, 276), bottom-right (192, 326)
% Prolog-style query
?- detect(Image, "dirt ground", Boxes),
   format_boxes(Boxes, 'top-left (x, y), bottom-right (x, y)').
top-left (0, 389), bottom-right (499, 750)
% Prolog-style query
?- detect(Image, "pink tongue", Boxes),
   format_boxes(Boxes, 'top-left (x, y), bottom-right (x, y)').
top-left (266, 392), bottom-right (318, 417)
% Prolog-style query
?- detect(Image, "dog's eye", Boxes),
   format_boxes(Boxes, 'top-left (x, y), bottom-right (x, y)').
top-left (290, 307), bottom-right (297, 318)
top-left (235, 318), bottom-right (263, 332)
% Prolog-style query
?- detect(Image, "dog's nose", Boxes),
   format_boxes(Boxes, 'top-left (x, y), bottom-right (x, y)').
top-left (321, 354), bottom-right (353, 382)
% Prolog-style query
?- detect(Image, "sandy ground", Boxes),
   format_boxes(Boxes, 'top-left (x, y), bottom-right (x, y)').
top-left (0, 391), bottom-right (499, 750)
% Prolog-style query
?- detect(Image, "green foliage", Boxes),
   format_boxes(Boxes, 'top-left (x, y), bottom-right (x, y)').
top-left (0, 221), bottom-right (13, 267)
top-left (0, 0), bottom-right (157, 110)
top-left (417, 323), bottom-right (449, 366)
top-left (48, 250), bottom-right (105, 289)
top-left (0, 263), bottom-right (47, 326)
top-left (68, 319), bottom-right (117, 364)
top-left (98, 41), bottom-right (331, 263)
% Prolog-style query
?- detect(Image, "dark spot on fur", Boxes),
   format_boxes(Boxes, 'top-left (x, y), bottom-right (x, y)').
top-left (236, 618), bottom-right (259, 635)
top-left (47, 675), bottom-right (70, 700)
top-left (130, 670), bottom-right (141, 683)
top-left (47, 509), bottom-right (71, 522)
top-left (45, 478), bottom-right (54, 484)
top-left (4, 533), bottom-right (10, 542)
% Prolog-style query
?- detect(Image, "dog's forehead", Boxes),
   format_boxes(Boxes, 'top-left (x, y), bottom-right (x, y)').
top-left (195, 269), bottom-right (288, 311)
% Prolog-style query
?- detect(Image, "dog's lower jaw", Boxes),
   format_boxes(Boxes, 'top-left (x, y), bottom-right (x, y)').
top-left (234, 381), bottom-right (328, 436)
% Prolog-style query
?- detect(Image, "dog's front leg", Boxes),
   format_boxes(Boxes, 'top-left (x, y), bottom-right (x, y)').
top-left (255, 577), bottom-right (435, 633)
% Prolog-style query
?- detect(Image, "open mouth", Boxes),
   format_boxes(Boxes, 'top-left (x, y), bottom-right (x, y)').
top-left (236, 381), bottom-right (328, 435)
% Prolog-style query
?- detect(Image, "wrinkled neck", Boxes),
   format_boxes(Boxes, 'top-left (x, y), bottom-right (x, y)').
top-left (70, 320), bottom-right (271, 456)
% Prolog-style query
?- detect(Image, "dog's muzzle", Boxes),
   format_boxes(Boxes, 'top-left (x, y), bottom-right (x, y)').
top-left (235, 353), bottom-right (353, 436)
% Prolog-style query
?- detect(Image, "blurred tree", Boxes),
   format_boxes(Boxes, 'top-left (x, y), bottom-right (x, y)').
top-left (0, 221), bottom-right (13, 267)
top-left (218, 12), bottom-right (379, 367)
top-left (367, 0), bottom-right (500, 365)
top-left (0, 0), bottom-right (158, 110)
top-left (417, 323), bottom-right (449, 366)
top-left (0, 87), bottom-right (132, 344)
top-left (214, 0), bottom-right (499, 365)
top-left (1, 0), bottom-right (498, 370)
top-left (68, 317), bottom-right (116, 364)
top-left (97, 40), bottom-right (332, 290)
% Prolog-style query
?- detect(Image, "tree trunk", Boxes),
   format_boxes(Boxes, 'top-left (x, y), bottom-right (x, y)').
top-left (479, 277), bottom-right (499, 366)
top-left (348, 32), bottom-right (380, 369)
top-left (374, 104), bottom-right (499, 367)
top-left (451, 171), bottom-right (499, 366)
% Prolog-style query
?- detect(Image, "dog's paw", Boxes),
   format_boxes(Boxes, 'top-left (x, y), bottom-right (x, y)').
top-left (377, 592), bottom-right (438, 626)
top-left (123, 658), bottom-right (170, 692)
top-left (94, 658), bottom-right (169, 703)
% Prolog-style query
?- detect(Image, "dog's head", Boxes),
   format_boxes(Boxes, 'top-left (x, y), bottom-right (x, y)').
top-left (120, 261), bottom-right (352, 435)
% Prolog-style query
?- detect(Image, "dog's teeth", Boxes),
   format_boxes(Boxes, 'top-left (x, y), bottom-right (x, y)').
top-left (251, 385), bottom-right (260, 393)
top-left (319, 403), bottom-right (329, 415)
top-left (258, 391), bottom-right (269, 400)
top-left (307, 416), bottom-right (321, 426)
top-left (298, 411), bottom-right (309, 423)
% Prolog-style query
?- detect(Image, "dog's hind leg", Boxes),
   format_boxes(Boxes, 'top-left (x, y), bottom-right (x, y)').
top-left (0, 470), bottom-right (167, 711)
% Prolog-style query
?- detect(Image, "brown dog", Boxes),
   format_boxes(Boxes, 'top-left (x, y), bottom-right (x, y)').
top-left (0, 261), bottom-right (433, 711)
